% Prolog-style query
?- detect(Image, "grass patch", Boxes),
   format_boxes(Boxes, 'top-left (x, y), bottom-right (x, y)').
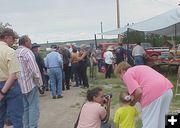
top-left (89, 72), bottom-right (126, 106)
top-left (167, 74), bottom-right (180, 112)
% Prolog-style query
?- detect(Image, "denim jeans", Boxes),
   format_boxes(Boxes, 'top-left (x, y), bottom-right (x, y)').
top-left (23, 86), bottom-right (39, 128)
top-left (48, 67), bottom-right (62, 96)
top-left (72, 63), bottom-right (80, 86)
top-left (134, 56), bottom-right (144, 65)
top-left (0, 80), bottom-right (23, 128)
top-left (43, 74), bottom-right (49, 90)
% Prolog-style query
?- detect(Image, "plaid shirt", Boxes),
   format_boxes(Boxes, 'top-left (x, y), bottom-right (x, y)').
top-left (16, 46), bottom-right (42, 94)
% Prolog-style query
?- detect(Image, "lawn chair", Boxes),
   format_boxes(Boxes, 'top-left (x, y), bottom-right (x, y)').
top-left (175, 65), bottom-right (180, 97)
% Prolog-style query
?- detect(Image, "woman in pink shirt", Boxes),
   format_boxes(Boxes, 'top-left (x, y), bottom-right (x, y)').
top-left (77, 87), bottom-right (111, 128)
top-left (115, 61), bottom-right (173, 128)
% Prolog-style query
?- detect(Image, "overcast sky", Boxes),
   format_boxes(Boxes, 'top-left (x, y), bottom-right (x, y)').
top-left (0, 0), bottom-right (180, 43)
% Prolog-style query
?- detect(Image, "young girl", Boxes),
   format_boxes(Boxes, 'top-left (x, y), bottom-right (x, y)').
top-left (114, 91), bottom-right (138, 128)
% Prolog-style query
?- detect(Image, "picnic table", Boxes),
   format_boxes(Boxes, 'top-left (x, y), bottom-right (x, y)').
top-left (151, 59), bottom-right (180, 75)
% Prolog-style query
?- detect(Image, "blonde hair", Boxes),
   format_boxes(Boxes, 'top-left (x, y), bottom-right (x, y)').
top-left (114, 61), bottom-right (131, 76)
top-left (119, 91), bottom-right (132, 104)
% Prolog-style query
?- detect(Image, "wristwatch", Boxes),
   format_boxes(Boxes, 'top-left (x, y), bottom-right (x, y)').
top-left (0, 89), bottom-right (5, 96)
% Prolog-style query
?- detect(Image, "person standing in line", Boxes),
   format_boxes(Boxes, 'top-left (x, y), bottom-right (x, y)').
top-left (71, 47), bottom-right (80, 87)
top-left (114, 91), bottom-right (138, 128)
top-left (115, 43), bottom-right (126, 65)
top-left (115, 61), bottom-right (173, 128)
top-left (90, 52), bottom-right (98, 79)
top-left (132, 42), bottom-right (146, 65)
top-left (31, 43), bottom-right (46, 94)
top-left (0, 28), bottom-right (23, 128)
top-left (65, 43), bottom-right (73, 85)
top-left (103, 46), bottom-right (114, 79)
top-left (78, 45), bottom-right (89, 88)
top-left (45, 45), bottom-right (63, 99)
top-left (16, 35), bottom-right (43, 128)
top-left (59, 45), bottom-right (71, 90)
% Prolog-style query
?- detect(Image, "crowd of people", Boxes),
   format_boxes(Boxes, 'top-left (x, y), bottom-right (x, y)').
top-left (0, 28), bottom-right (174, 128)
top-left (0, 27), bottom-right (95, 127)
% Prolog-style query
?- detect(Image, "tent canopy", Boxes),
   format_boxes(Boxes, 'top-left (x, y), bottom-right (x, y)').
top-left (98, 7), bottom-right (180, 36)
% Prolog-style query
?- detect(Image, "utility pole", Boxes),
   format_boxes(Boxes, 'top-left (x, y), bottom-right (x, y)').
top-left (47, 40), bottom-right (49, 48)
top-left (100, 21), bottom-right (103, 39)
top-left (116, 0), bottom-right (121, 44)
top-left (94, 34), bottom-right (97, 49)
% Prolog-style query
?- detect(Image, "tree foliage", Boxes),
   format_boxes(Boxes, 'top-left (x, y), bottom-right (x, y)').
top-left (121, 31), bottom-right (180, 47)
top-left (122, 31), bottom-right (145, 44)
top-left (0, 22), bottom-right (11, 33)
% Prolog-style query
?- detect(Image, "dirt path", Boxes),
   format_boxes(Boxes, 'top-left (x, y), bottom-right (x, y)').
top-left (5, 87), bottom-right (86, 128)
top-left (39, 87), bottom-right (85, 128)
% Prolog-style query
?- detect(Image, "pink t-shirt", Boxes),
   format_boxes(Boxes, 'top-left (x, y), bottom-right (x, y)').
top-left (123, 65), bottom-right (173, 108)
top-left (77, 101), bottom-right (107, 128)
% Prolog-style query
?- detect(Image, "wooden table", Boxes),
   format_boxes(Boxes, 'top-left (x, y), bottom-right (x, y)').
top-left (152, 62), bottom-right (180, 76)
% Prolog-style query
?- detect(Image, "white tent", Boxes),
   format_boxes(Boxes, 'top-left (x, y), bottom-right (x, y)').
top-left (98, 7), bottom-right (180, 36)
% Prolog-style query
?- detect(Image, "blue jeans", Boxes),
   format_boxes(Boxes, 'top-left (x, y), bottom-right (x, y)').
top-left (48, 68), bottom-right (62, 96)
top-left (23, 86), bottom-right (39, 128)
top-left (72, 63), bottom-right (80, 86)
top-left (0, 80), bottom-right (23, 128)
top-left (134, 56), bottom-right (144, 65)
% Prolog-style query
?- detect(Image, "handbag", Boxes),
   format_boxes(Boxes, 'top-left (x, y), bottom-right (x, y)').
top-left (74, 103), bottom-right (84, 128)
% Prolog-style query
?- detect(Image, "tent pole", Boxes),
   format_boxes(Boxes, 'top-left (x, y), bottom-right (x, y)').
top-left (126, 28), bottom-right (130, 61)
top-left (127, 28), bottom-right (130, 51)
top-left (116, 0), bottom-right (121, 44)
top-left (175, 24), bottom-right (177, 56)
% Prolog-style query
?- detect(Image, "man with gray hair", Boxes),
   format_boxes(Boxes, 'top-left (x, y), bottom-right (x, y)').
top-left (45, 45), bottom-right (63, 99)
top-left (0, 28), bottom-right (23, 128)
top-left (16, 35), bottom-right (42, 128)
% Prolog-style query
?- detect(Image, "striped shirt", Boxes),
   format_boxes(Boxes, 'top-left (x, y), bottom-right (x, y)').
top-left (16, 46), bottom-right (43, 94)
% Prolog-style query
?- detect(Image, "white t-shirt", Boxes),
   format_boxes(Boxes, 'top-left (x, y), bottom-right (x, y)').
top-left (103, 51), bottom-right (114, 64)
top-left (132, 45), bottom-right (146, 57)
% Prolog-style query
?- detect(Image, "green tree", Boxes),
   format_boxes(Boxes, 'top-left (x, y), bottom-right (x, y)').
top-left (0, 22), bottom-right (11, 33)
top-left (145, 34), bottom-right (163, 46)
top-left (122, 31), bottom-right (145, 44)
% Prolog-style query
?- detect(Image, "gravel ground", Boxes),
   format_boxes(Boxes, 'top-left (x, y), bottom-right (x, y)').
top-left (5, 87), bottom-right (86, 128)
top-left (39, 87), bottom-right (85, 128)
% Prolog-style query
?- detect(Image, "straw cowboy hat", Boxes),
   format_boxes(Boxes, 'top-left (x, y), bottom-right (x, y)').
top-left (106, 46), bottom-right (114, 51)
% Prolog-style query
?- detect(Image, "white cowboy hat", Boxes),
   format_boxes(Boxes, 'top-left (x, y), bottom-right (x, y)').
top-left (106, 46), bottom-right (114, 51)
